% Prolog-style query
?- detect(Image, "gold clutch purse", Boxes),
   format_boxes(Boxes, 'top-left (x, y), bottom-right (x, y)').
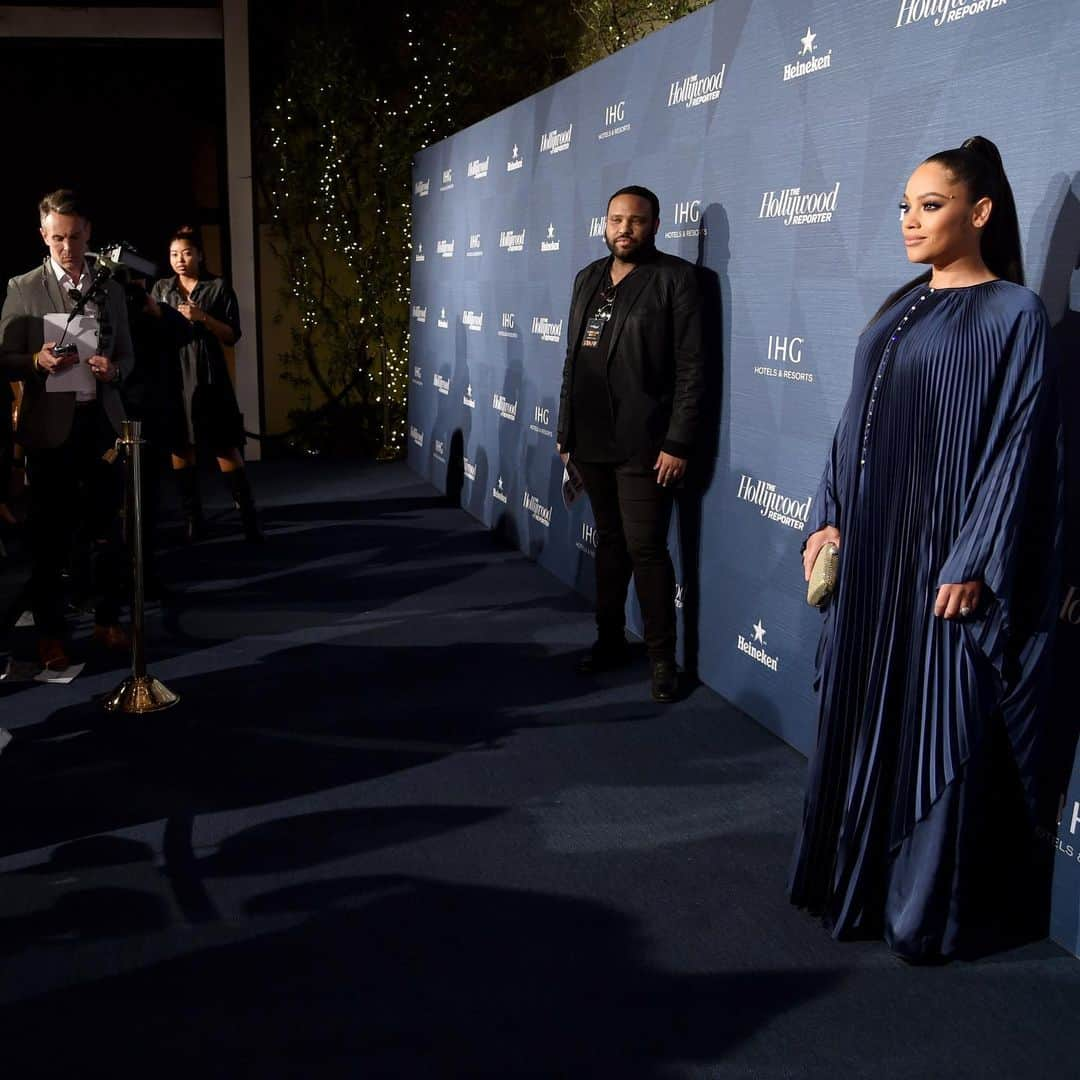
top-left (806, 542), bottom-right (839, 608)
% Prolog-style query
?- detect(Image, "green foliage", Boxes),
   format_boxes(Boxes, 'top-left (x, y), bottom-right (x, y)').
top-left (569, 0), bottom-right (714, 66)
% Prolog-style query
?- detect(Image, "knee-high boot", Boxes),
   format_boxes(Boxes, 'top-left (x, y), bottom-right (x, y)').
top-left (174, 466), bottom-right (204, 543)
top-left (224, 468), bottom-right (263, 543)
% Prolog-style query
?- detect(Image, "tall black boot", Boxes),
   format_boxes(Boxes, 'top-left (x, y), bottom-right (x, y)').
top-left (174, 466), bottom-right (204, 543)
top-left (225, 468), bottom-right (263, 543)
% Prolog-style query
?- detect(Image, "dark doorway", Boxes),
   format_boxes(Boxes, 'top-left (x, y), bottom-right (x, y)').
top-left (0, 37), bottom-right (227, 288)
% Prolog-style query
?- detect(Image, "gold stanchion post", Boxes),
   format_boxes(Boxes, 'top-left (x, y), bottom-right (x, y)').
top-left (104, 419), bottom-right (179, 713)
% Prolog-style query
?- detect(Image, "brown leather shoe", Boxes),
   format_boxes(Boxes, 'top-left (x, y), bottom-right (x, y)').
top-left (38, 637), bottom-right (71, 671)
top-left (92, 624), bottom-right (131, 651)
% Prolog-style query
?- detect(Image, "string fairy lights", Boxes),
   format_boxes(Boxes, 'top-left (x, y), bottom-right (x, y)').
top-left (265, 7), bottom-right (457, 456)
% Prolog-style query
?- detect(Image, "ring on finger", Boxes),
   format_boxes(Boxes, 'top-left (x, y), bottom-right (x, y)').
top-left (959, 605), bottom-right (972, 617)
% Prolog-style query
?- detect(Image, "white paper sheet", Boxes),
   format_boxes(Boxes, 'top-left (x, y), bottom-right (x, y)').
top-left (42, 312), bottom-right (99, 396)
top-left (3, 655), bottom-right (87, 684)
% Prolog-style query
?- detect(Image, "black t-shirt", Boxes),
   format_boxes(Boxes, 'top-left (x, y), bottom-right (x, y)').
top-left (571, 267), bottom-right (620, 462)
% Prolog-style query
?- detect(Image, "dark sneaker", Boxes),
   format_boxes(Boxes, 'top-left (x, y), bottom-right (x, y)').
top-left (651, 659), bottom-right (678, 703)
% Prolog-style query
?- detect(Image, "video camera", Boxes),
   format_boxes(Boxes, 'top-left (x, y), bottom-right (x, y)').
top-left (92, 243), bottom-right (160, 302)
top-left (91, 244), bottom-right (159, 285)
top-left (88, 244), bottom-right (161, 309)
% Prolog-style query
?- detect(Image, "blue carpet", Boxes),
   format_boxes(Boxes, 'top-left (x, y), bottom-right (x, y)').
top-left (0, 460), bottom-right (1077, 1078)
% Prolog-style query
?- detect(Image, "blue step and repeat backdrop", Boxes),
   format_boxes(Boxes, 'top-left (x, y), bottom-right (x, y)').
top-left (408, 0), bottom-right (1080, 951)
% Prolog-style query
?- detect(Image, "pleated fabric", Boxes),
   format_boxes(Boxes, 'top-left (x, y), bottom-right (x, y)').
top-left (790, 280), bottom-right (1063, 960)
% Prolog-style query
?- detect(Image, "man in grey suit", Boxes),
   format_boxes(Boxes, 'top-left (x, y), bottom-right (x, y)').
top-left (0, 189), bottom-right (135, 669)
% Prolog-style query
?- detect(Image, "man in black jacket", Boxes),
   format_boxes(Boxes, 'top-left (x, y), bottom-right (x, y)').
top-left (556, 185), bottom-right (704, 702)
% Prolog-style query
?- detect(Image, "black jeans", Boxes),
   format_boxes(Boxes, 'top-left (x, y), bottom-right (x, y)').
top-left (26, 403), bottom-right (125, 635)
top-left (576, 459), bottom-right (676, 662)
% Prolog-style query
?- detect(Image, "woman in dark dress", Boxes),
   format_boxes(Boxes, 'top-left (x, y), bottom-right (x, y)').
top-left (791, 137), bottom-right (1062, 961)
top-left (152, 227), bottom-right (261, 542)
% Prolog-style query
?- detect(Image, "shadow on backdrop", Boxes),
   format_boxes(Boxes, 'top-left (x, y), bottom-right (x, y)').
top-left (1037, 173), bottom-right (1080, 953)
top-left (676, 203), bottom-right (727, 679)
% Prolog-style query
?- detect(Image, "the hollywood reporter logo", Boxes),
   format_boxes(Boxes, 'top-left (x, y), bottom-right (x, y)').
top-left (736, 474), bottom-right (813, 531)
top-left (667, 67), bottom-right (726, 109)
top-left (539, 124), bottom-right (573, 156)
top-left (759, 183), bottom-right (840, 226)
top-left (522, 490), bottom-right (552, 528)
top-left (895, 0), bottom-right (1007, 29)
top-left (531, 316), bottom-right (563, 344)
top-left (499, 228), bottom-right (525, 253)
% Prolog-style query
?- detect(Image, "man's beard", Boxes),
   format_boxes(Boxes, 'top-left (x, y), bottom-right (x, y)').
top-left (605, 231), bottom-right (656, 263)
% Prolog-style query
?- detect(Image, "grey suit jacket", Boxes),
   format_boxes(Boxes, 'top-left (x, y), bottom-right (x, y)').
top-left (0, 258), bottom-right (134, 449)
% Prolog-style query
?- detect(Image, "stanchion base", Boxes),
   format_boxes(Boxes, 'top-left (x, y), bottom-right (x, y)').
top-left (103, 675), bottom-right (180, 714)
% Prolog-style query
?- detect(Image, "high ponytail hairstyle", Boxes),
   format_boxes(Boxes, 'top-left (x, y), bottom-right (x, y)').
top-left (926, 136), bottom-right (1023, 285)
top-left (869, 135), bottom-right (1024, 324)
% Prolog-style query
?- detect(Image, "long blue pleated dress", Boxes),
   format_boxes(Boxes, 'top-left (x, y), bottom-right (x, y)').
top-left (790, 279), bottom-right (1062, 961)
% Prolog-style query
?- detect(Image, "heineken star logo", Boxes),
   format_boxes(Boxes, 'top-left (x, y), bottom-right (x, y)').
top-left (800, 27), bottom-right (816, 55)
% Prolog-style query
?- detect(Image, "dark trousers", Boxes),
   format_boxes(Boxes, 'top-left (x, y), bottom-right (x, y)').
top-left (0, 390), bottom-right (12, 505)
top-left (26, 403), bottom-right (125, 635)
top-left (577, 459), bottom-right (676, 661)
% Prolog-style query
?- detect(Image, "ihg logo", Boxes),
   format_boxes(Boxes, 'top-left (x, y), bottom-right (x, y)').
top-left (768, 335), bottom-right (804, 364)
top-left (673, 200), bottom-right (701, 226)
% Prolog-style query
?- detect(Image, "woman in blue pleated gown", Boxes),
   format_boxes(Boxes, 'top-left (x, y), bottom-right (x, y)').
top-left (790, 136), bottom-right (1063, 962)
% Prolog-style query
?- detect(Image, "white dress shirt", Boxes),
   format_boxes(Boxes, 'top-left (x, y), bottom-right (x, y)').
top-left (49, 257), bottom-right (98, 401)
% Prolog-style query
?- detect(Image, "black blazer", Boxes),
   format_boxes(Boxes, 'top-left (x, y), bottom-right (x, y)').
top-left (0, 260), bottom-right (134, 449)
top-left (556, 250), bottom-right (704, 463)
